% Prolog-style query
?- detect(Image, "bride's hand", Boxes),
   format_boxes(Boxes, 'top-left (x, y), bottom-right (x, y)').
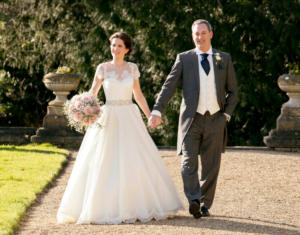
top-left (148, 115), bottom-right (163, 128)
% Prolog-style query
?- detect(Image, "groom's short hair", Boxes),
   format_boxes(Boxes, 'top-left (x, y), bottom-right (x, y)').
top-left (192, 19), bottom-right (212, 32)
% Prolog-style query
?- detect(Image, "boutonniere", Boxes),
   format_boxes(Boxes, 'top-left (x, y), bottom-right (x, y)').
top-left (213, 53), bottom-right (223, 70)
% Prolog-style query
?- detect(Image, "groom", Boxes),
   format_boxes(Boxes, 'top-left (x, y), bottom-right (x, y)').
top-left (149, 19), bottom-right (238, 218)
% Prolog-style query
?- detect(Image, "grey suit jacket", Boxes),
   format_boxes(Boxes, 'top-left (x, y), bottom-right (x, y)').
top-left (153, 48), bottom-right (238, 155)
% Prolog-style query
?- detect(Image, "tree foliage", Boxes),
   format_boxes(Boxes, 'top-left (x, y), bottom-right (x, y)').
top-left (0, 0), bottom-right (299, 145)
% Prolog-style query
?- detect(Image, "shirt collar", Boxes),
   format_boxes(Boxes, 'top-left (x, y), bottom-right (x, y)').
top-left (195, 47), bottom-right (213, 55)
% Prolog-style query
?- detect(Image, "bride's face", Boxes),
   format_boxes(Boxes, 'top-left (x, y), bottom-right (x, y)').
top-left (110, 38), bottom-right (129, 59)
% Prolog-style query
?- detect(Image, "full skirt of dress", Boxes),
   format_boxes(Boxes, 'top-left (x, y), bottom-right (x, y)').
top-left (57, 103), bottom-right (184, 224)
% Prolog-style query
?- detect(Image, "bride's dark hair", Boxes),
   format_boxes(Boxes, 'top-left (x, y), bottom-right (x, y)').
top-left (109, 32), bottom-right (133, 55)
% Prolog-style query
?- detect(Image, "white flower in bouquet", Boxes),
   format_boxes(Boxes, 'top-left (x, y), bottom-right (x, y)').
top-left (64, 92), bottom-right (102, 132)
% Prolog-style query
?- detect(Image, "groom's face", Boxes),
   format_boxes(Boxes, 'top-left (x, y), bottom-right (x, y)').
top-left (192, 23), bottom-right (213, 52)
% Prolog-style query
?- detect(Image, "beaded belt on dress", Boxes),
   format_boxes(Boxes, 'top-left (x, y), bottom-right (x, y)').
top-left (105, 100), bottom-right (132, 105)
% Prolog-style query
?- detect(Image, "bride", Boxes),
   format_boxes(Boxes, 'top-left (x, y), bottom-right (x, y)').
top-left (57, 32), bottom-right (184, 224)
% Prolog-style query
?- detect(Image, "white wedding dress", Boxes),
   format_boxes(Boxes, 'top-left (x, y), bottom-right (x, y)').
top-left (57, 62), bottom-right (184, 224)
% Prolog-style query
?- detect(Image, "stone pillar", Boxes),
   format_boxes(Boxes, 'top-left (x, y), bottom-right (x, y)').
top-left (31, 73), bottom-right (83, 147)
top-left (264, 74), bottom-right (300, 151)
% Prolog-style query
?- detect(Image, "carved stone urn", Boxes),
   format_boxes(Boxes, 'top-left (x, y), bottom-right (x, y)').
top-left (264, 74), bottom-right (300, 151)
top-left (31, 72), bottom-right (83, 147)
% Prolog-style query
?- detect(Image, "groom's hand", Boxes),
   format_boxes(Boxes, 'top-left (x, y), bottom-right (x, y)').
top-left (148, 115), bottom-right (163, 128)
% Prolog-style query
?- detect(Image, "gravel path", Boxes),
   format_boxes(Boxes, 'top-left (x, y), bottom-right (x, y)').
top-left (16, 149), bottom-right (300, 235)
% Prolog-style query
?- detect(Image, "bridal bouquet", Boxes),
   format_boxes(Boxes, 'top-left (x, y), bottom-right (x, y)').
top-left (64, 92), bottom-right (101, 132)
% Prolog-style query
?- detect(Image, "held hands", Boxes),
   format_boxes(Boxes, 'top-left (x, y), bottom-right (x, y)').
top-left (148, 115), bottom-right (163, 129)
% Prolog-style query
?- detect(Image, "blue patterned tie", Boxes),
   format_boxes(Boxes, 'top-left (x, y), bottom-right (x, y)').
top-left (200, 53), bottom-right (210, 75)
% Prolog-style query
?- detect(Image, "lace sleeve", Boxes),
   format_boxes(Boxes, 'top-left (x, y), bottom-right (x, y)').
top-left (132, 63), bottom-right (140, 80)
top-left (89, 63), bottom-right (104, 96)
top-left (95, 63), bottom-right (104, 80)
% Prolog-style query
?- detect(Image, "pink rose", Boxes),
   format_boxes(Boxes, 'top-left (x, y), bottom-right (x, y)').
top-left (92, 106), bottom-right (100, 114)
top-left (84, 106), bottom-right (93, 115)
top-left (75, 101), bottom-right (82, 110)
top-left (83, 96), bottom-right (92, 102)
top-left (83, 117), bottom-right (89, 126)
top-left (74, 112), bottom-right (82, 121)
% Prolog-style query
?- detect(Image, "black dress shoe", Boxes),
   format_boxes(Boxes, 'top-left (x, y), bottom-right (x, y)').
top-left (201, 206), bottom-right (210, 217)
top-left (193, 211), bottom-right (202, 219)
top-left (189, 199), bottom-right (201, 219)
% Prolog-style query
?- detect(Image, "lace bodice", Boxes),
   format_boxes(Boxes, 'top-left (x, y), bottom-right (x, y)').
top-left (93, 62), bottom-right (140, 102)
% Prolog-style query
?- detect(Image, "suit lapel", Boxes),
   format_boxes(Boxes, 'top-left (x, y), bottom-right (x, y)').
top-left (212, 48), bottom-right (221, 102)
top-left (190, 51), bottom-right (200, 92)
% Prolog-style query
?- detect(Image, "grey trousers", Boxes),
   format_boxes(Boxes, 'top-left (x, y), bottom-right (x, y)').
top-left (181, 111), bottom-right (226, 209)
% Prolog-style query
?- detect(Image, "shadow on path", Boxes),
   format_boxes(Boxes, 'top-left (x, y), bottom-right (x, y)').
top-left (129, 215), bottom-right (300, 235)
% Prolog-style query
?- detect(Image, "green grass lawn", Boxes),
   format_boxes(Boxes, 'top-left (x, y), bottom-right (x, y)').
top-left (0, 143), bottom-right (68, 235)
